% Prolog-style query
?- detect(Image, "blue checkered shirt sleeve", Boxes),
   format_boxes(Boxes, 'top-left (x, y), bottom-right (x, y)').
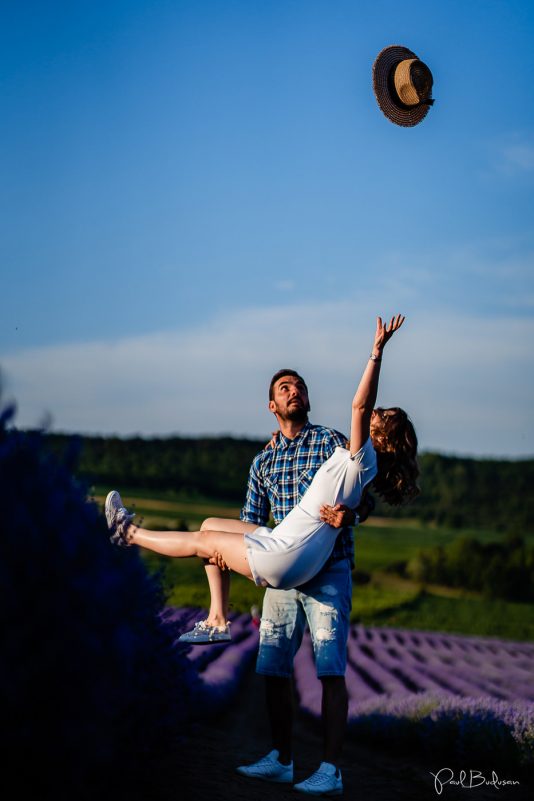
top-left (240, 454), bottom-right (270, 526)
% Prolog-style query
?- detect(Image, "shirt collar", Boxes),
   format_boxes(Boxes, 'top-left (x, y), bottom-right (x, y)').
top-left (278, 420), bottom-right (312, 450)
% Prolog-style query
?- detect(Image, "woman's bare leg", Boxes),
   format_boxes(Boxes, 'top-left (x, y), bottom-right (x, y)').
top-left (126, 519), bottom-right (256, 581)
top-left (200, 518), bottom-right (251, 626)
top-left (201, 560), bottom-right (230, 627)
top-left (105, 491), bottom-right (257, 627)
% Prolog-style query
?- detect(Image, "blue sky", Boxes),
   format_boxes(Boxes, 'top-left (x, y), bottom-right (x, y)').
top-left (1, 0), bottom-right (533, 457)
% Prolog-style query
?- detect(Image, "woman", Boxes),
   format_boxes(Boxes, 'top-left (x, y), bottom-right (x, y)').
top-left (105, 315), bottom-right (419, 635)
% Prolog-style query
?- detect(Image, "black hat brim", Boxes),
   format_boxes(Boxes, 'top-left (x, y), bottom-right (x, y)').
top-left (372, 44), bottom-right (432, 128)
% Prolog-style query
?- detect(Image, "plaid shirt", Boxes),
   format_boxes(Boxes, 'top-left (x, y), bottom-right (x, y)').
top-left (240, 421), bottom-right (355, 569)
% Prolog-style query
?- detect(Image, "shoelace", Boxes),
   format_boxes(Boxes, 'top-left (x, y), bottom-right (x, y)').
top-left (191, 620), bottom-right (230, 635)
top-left (120, 509), bottom-right (135, 523)
top-left (205, 620), bottom-right (230, 632)
top-left (259, 754), bottom-right (290, 768)
top-left (255, 758), bottom-right (283, 772)
top-left (114, 508), bottom-right (135, 545)
top-left (306, 769), bottom-right (336, 785)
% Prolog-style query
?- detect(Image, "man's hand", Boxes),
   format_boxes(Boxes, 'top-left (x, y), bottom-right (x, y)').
top-left (263, 430), bottom-right (280, 450)
top-left (320, 493), bottom-right (375, 528)
top-left (319, 503), bottom-right (356, 528)
top-left (208, 551), bottom-right (230, 571)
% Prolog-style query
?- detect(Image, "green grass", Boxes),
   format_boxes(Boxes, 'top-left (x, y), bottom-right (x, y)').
top-left (96, 488), bottom-right (534, 642)
top-left (350, 580), bottom-right (421, 621)
top-left (361, 592), bottom-right (534, 641)
top-left (142, 552), bottom-right (266, 612)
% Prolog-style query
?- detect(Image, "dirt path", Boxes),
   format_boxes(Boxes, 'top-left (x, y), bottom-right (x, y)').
top-left (151, 666), bottom-right (533, 801)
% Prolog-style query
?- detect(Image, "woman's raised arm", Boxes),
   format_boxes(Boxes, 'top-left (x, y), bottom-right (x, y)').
top-left (349, 315), bottom-right (405, 455)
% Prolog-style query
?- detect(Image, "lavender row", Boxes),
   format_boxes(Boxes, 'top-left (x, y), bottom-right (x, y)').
top-left (347, 626), bottom-right (534, 701)
top-left (347, 636), bottom-right (534, 702)
top-left (352, 624), bottom-right (534, 661)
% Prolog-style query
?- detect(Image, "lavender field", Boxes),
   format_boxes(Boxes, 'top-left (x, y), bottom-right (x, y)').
top-left (168, 608), bottom-right (534, 770)
top-left (295, 625), bottom-right (534, 768)
top-left (161, 607), bottom-right (260, 715)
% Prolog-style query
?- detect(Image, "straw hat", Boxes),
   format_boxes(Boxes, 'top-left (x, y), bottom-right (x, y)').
top-left (372, 44), bottom-right (434, 127)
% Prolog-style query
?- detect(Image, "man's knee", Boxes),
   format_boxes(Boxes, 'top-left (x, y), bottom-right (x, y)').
top-left (266, 675), bottom-right (293, 694)
top-left (201, 517), bottom-right (218, 531)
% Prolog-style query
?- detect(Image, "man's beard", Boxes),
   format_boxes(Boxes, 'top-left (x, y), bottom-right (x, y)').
top-left (278, 403), bottom-right (309, 423)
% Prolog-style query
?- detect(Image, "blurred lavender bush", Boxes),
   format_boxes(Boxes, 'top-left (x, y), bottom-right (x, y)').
top-left (0, 401), bottom-right (199, 800)
top-left (347, 694), bottom-right (534, 771)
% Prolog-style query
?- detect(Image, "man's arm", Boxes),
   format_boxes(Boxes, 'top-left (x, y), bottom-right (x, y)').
top-left (240, 455), bottom-right (271, 526)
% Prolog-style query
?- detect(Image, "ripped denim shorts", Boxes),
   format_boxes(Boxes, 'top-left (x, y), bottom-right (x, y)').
top-left (255, 558), bottom-right (352, 678)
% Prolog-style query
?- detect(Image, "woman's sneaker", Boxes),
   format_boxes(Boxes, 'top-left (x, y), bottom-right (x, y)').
top-left (294, 762), bottom-right (343, 795)
top-left (177, 619), bottom-right (231, 645)
top-left (105, 491), bottom-right (135, 548)
top-left (236, 749), bottom-right (293, 783)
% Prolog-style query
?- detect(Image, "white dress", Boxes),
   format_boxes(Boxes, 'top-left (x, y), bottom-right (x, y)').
top-left (244, 437), bottom-right (377, 589)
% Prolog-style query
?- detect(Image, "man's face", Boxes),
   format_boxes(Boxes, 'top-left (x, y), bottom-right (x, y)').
top-left (269, 375), bottom-right (310, 423)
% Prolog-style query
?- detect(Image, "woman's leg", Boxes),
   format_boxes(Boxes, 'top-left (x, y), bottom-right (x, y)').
top-left (200, 518), bottom-right (251, 626)
top-left (126, 519), bottom-right (256, 581)
top-left (105, 494), bottom-right (257, 623)
top-left (201, 559), bottom-right (230, 627)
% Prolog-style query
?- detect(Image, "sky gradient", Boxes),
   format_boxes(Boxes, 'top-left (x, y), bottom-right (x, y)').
top-left (2, 1), bottom-right (533, 457)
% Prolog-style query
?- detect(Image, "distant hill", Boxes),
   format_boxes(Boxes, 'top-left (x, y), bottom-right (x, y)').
top-left (41, 432), bottom-right (534, 533)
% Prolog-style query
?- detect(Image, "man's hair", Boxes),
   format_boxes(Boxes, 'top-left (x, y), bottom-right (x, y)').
top-left (268, 369), bottom-right (308, 401)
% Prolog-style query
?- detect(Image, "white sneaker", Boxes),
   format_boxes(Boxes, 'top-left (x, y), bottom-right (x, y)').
top-left (105, 491), bottom-right (135, 548)
top-left (294, 762), bottom-right (343, 796)
top-left (236, 749), bottom-right (293, 783)
top-left (178, 619), bottom-right (232, 645)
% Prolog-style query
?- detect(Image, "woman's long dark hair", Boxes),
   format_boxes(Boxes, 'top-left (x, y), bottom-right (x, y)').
top-left (371, 407), bottom-right (420, 506)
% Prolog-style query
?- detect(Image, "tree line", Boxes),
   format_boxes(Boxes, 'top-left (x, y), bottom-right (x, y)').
top-left (394, 534), bottom-right (534, 602)
top-left (42, 432), bottom-right (534, 533)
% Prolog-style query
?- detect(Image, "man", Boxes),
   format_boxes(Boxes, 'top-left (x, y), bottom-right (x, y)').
top-left (236, 369), bottom-right (372, 796)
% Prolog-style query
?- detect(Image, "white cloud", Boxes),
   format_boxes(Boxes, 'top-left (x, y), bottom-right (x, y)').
top-left (488, 133), bottom-right (534, 177)
top-left (274, 280), bottom-right (295, 291)
top-left (1, 301), bottom-right (533, 458)
top-left (367, 239), bottom-right (534, 316)
top-left (502, 143), bottom-right (534, 173)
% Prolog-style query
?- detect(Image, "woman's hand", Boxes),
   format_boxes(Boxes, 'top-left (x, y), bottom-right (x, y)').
top-left (349, 314), bottom-right (405, 456)
top-left (373, 314), bottom-right (405, 356)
